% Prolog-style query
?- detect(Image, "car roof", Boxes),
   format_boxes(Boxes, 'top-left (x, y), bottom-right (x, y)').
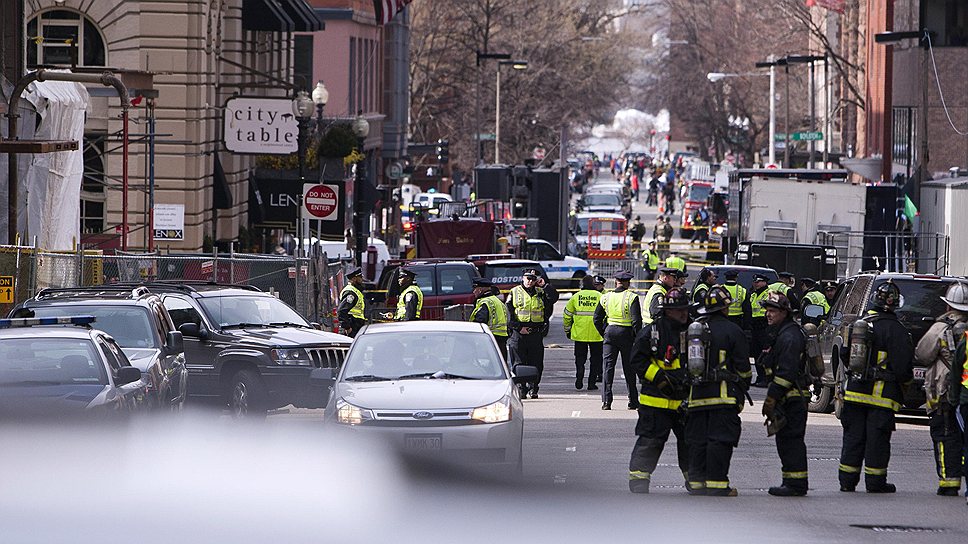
top-left (704, 265), bottom-right (777, 273)
top-left (361, 321), bottom-right (488, 334)
top-left (853, 272), bottom-right (962, 283)
top-left (0, 326), bottom-right (96, 340)
top-left (484, 259), bottom-right (540, 266)
top-left (575, 212), bottom-right (625, 219)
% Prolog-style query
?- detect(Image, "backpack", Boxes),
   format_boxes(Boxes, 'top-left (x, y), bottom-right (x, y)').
top-left (661, 222), bottom-right (674, 239)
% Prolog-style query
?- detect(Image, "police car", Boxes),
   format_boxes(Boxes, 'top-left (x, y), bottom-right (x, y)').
top-left (525, 239), bottom-right (589, 289)
top-left (0, 316), bottom-right (151, 418)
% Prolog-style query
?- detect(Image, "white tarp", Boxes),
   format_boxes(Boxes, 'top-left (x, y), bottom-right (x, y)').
top-left (23, 77), bottom-right (89, 250)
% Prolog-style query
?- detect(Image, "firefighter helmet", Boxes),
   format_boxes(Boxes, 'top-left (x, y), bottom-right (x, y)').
top-left (941, 282), bottom-right (968, 312)
top-left (760, 291), bottom-right (793, 312)
top-left (698, 284), bottom-right (732, 315)
top-left (870, 280), bottom-right (902, 311)
top-left (659, 288), bottom-right (691, 310)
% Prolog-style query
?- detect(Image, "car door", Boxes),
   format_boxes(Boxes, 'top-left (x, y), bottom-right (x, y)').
top-left (819, 279), bottom-right (853, 366)
top-left (161, 294), bottom-right (222, 400)
top-left (97, 335), bottom-right (147, 412)
top-left (151, 300), bottom-right (187, 405)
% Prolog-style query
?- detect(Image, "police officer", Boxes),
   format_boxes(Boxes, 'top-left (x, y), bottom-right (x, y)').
top-left (665, 253), bottom-right (687, 275)
top-left (507, 269), bottom-right (559, 399)
top-left (822, 281), bottom-right (838, 306)
top-left (394, 268), bottom-right (423, 321)
top-left (748, 273), bottom-right (772, 387)
top-left (759, 292), bottom-right (810, 496)
top-left (564, 275), bottom-right (604, 390)
top-left (770, 272), bottom-right (798, 309)
top-left (643, 268), bottom-right (678, 324)
top-left (692, 268), bottom-right (716, 307)
top-left (915, 282), bottom-right (968, 496)
top-left (469, 278), bottom-right (510, 361)
top-left (337, 267), bottom-right (367, 337)
top-left (799, 278), bottom-right (829, 326)
top-left (838, 280), bottom-right (914, 493)
top-left (642, 240), bottom-right (661, 281)
top-left (628, 288), bottom-right (691, 493)
top-left (686, 285), bottom-right (752, 496)
top-left (722, 270), bottom-right (750, 330)
top-left (594, 270), bottom-right (642, 410)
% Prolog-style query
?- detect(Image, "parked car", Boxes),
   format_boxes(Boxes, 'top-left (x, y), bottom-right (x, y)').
top-left (478, 259), bottom-right (548, 293)
top-left (580, 187), bottom-right (631, 218)
top-left (811, 272), bottom-right (959, 415)
top-left (374, 261), bottom-right (480, 320)
top-left (139, 282), bottom-right (352, 417)
top-left (0, 315), bottom-right (150, 419)
top-left (321, 321), bottom-right (537, 474)
top-left (524, 239), bottom-right (588, 289)
top-left (12, 286), bottom-right (187, 410)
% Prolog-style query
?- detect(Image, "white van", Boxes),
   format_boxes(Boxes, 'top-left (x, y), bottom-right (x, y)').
top-left (303, 237), bottom-right (391, 281)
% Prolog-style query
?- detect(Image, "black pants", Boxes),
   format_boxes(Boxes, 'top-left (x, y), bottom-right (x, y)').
top-left (629, 407), bottom-right (689, 489)
top-left (602, 326), bottom-right (636, 405)
top-left (686, 407), bottom-right (741, 492)
top-left (774, 397), bottom-right (808, 490)
top-left (839, 402), bottom-right (895, 489)
top-left (495, 335), bottom-right (509, 363)
top-left (930, 407), bottom-right (963, 490)
top-left (749, 321), bottom-right (770, 381)
top-left (574, 341), bottom-right (603, 383)
top-left (510, 331), bottom-right (544, 393)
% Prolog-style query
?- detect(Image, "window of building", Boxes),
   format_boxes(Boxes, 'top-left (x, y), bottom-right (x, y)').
top-left (922, 0), bottom-right (968, 47)
top-left (891, 107), bottom-right (918, 170)
top-left (293, 35), bottom-right (314, 92)
top-left (26, 9), bottom-right (107, 67)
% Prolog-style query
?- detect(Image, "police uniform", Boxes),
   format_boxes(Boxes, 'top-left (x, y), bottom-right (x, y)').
top-left (686, 286), bottom-right (752, 496)
top-left (642, 244), bottom-right (661, 281)
top-left (395, 269), bottom-right (424, 321)
top-left (642, 268), bottom-right (676, 324)
top-left (838, 283), bottom-right (914, 493)
top-left (337, 268), bottom-right (367, 338)
top-left (748, 275), bottom-right (772, 385)
top-left (799, 279), bottom-right (829, 327)
top-left (507, 271), bottom-right (559, 398)
top-left (628, 290), bottom-right (690, 493)
top-left (760, 294), bottom-right (809, 496)
top-left (563, 284), bottom-right (603, 390)
top-left (770, 272), bottom-right (798, 310)
top-left (722, 274), bottom-right (749, 330)
top-left (594, 271), bottom-right (642, 409)
top-left (470, 280), bottom-right (510, 361)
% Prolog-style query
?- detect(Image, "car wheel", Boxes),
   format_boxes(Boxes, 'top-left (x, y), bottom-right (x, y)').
top-left (833, 363), bottom-right (846, 420)
top-left (807, 382), bottom-right (833, 413)
top-left (229, 369), bottom-right (267, 419)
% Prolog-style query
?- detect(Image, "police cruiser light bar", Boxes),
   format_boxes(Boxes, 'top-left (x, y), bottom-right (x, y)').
top-left (0, 316), bottom-right (97, 329)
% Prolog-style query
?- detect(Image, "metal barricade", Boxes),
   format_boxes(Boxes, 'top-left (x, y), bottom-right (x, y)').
top-left (443, 304), bottom-right (475, 321)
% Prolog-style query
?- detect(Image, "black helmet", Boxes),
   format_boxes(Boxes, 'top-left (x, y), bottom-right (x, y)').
top-left (698, 284), bottom-right (732, 314)
top-left (659, 288), bottom-right (691, 310)
top-left (870, 280), bottom-right (902, 311)
top-left (759, 291), bottom-right (793, 312)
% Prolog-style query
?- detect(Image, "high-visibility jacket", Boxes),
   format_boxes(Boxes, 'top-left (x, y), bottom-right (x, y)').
top-left (563, 289), bottom-right (603, 342)
top-left (509, 285), bottom-right (545, 323)
top-left (471, 295), bottom-right (509, 337)
top-left (340, 284), bottom-right (365, 319)
top-left (749, 287), bottom-right (770, 318)
top-left (395, 284), bottom-right (423, 320)
top-left (769, 281), bottom-right (790, 295)
top-left (643, 250), bottom-right (660, 272)
top-left (665, 255), bottom-right (686, 272)
top-left (802, 289), bottom-right (830, 314)
top-left (601, 289), bottom-right (638, 327)
top-left (723, 283), bottom-right (747, 317)
top-left (642, 283), bottom-right (668, 324)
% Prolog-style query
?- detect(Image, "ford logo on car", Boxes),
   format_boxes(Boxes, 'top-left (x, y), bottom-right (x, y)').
top-left (412, 411), bottom-right (434, 420)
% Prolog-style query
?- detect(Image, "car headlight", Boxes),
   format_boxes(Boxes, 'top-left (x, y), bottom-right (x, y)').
top-left (270, 348), bottom-right (312, 366)
top-left (471, 396), bottom-right (511, 423)
top-left (336, 398), bottom-right (374, 425)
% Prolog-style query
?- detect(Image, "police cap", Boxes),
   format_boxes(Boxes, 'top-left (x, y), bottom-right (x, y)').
top-left (801, 277), bottom-right (817, 287)
top-left (778, 271), bottom-right (795, 279)
top-left (752, 273), bottom-right (769, 283)
top-left (614, 271), bottom-right (634, 281)
top-left (346, 267), bottom-right (363, 279)
top-left (658, 267), bottom-right (678, 276)
top-left (472, 278), bottom-right (494, 287)
top-left (724, 269), bottom-right (739, 279)
top-left (399, 267), bottom-right (417, 278)
top-left (523, 269), bottom-right (541, 279)
top-left (593, 275), bottom-right (607, 285)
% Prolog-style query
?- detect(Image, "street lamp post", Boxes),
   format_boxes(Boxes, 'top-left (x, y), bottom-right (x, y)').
top-left (786, 54), bottom-right (827, 169)
top-left (292, 90), bottom-right (315, 256)
top-left (352, 111), bottom-right (370, 267)
top-left (475, 51), bottom-right (511, 164)
top-left (495, 59), bottom-right (528, 164)
top-left (311, 80), bottom-right (329, 142)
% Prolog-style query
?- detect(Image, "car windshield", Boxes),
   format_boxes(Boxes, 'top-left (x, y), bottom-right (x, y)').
top-left (687, 185), bottom-right (713, 202)
top-left (198, 296), bottom-right (309, 328)
top-left (876, 279), bottom-right (949, 321)
top-left (342, 332), bottom-right (506, 381)
top-left (483, 264), bottom-right (541, 285)
top-left (0, 338), bottom-right (107, 386)
top-left (27, 306), bottom-right (158, 348)
top-left (584, 193), bottom-right (621, 206)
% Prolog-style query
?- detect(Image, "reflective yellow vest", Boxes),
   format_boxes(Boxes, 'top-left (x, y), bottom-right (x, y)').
top-left (769, 282), bottom-right (790, 295)
top-left (563, 289), bottom-right (603, 342)
top-left (340, 284), bottom-right (365, 319)
top-left (471, 295), bottom-right (509, 337)
top-left (510, 285), bottom-right (545, 323)
top-left (643, 250), bottom-right (660, 271)
top-left (724, 283), bottom-right (746, 317)
top-left (803, 289), bottom-right (830, 314)
top-left (395, 284), bottom-right (424, 320)
top-left (749, 287), bottom-right (770, 318)
top-left (601, 289), bottom-right (637, 327)
top-left (665, 255), bottom-right (686, 272)
top-left (642, 283), bottom-right (668, 324)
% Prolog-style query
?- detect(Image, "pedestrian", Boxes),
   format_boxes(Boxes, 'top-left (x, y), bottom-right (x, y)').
top-left (594, 270), bottom-right (642, 410)
top-left (759, 292), bottom-right (810, 496)
top-left (722, 269), bottom-right (750, 331)
top-left (469, 278), bottom-right (510, 361)
top-left (748, 273), bottom-right (773, 387)
top-left (628, 288), bottom-right (692, 493)
top-left (642, 267), bottom-right (678, 324)
top-left (337, 267), bottom-right (367, 338)
top-left (686, 284), bottom-right (752, 496)
top-left (690, 204), bottom-right (710, 244)
top-left (823, 281), bottom-right (839, 306)
top-left (662, 182), bottom-right (677, 215)
top-left (507, 269), bottom-right (559, 399)
top-left (838, 280), bottom-right (914, 493)
top-left (915, 282), bottom-right (968, 496)
top-left (629, 215), bottom-right (646, 253)
top-left (394, 267), bottom-right (423, 321)
top-left (648, 174), bottom-right (659, 206)
top-left (641, 240), bottom-right (660, 281)
top-left (563, 275), bottom-right (604, 391)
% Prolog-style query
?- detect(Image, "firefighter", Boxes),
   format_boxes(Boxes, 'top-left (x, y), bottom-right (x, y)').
top-left (759, 292), bottom-right (810, 496)
top-left (507, 269), bottom-right (559, 399)
top-left (564, 275), bottom-right (604, 390)
top-left (469, 278), bottom-right (510, 361)
top-left (685, 285), bottom-right (752, 496)
top-left (594, 270), bottom-right (642, 410)
top-left (948, 319), bottom-right (968, 505)
top-left (915, 282), bottom-right (968, 496)
top-left (628, 288), bottom-right (691, 493)
top-left (337, 267), bottom-right (367, 338)
top-left (722, 269), bottom-right (750, 330)
top-left (394, 267), bottom-right (423, 321)
top-left (642, 268), bottom-right (678, 324)
top-left (799, 278), bottom-right (829, 326)
top-left (838, 280), bottom-right (914, 493)
top-left (642, 240), bottom-right (661, 281)
top-left (748, 274), bottom-right (772, 387)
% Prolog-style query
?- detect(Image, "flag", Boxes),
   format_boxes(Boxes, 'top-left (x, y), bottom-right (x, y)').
top-left (373, 0), bottom-right (413, 25)
top-left (903, 194), bottom-right (918, 222)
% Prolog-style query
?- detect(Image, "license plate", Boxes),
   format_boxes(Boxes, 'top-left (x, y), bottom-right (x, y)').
top-left (404, 434), bottom-right (442, 451)
top-left (913, 367), bottom-right (925, 381)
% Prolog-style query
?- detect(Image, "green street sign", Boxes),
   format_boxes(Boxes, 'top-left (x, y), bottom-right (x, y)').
top-left (475, 133), bottom-right (496, 141)
top-left (792, 131), bottom-right (823, 141)
top-left (773, 133), bottom-right (787, 142)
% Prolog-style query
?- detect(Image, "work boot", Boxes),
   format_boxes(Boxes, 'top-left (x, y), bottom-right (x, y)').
top-left (519, 386), bottom-right (529, 399)
top-left (629, 480), bottom-right (650, 494)
top-left (706, 487), bottom-right (738, 497)
top-left (602, 402), bottom-right (611, 410)
top-left (839, 485), bottom-right (855, 492)
top-left (686, 483), bottom-right (706, 496)
top-left (937, 487), bottom-right (959, 497)
top-left (627, 400), bottom-right (639, 410)
top-left (587, 384), bottom-right (599, 391)
top-left (529, 388), bottom-right (539, 399)
top-left (866, 483), bottom-right (897, 494)
top-left (768, 485), bottom-right (807, 497)
top-left (575, 377), bottom-right (583, 390)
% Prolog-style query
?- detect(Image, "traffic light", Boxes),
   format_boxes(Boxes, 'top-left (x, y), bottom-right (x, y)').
top-left (436, 139), bottom-right (449, 164)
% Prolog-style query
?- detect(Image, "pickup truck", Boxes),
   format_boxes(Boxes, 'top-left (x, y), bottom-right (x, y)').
top-left (373, 261), bottom-right (480, 320)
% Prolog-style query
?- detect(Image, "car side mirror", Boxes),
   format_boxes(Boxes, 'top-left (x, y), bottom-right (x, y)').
top-left (512, 365), bottom-right (538, 384)
top-left (802, 304), bottom-right (825, 319)
top-left (116, 366), bottom-right (143, 386)
top-left (311, 322), bottom-right (322, 330)
top-left (166, 331), bottom-right (184, 355)
top-left (178, 322), bottom-right (199, 337)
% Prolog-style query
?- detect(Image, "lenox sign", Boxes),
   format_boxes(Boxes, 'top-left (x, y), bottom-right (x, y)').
top-left (223, 97), bottom-right (299, 154)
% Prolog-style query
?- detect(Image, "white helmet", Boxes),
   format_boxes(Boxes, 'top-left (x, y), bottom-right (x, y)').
top-left (941, 282), bottom-right (968, 312)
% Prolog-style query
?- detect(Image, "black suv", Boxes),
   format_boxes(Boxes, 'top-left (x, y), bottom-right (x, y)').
top-left (810, 272), bottom-right (960, 415)
top-left (141, 283), bottom-right (352, 417)
top-left (12, 286), bottom-right (188, 410)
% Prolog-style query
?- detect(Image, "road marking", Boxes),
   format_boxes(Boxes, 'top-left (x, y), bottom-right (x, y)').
top-left (553, 474), bottom-right (567, 484)
top-left (565, 446), bottom-right (577, 452)
top-left (571, 410), bottom-right (581, 418)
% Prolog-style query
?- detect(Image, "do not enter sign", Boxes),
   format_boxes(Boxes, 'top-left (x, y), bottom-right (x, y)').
top-left (303, 183), bottom-right (339, 220)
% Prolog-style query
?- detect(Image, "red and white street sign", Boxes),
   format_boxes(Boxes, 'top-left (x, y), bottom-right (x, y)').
top-left (303, 183), bottom-right (339, 220)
